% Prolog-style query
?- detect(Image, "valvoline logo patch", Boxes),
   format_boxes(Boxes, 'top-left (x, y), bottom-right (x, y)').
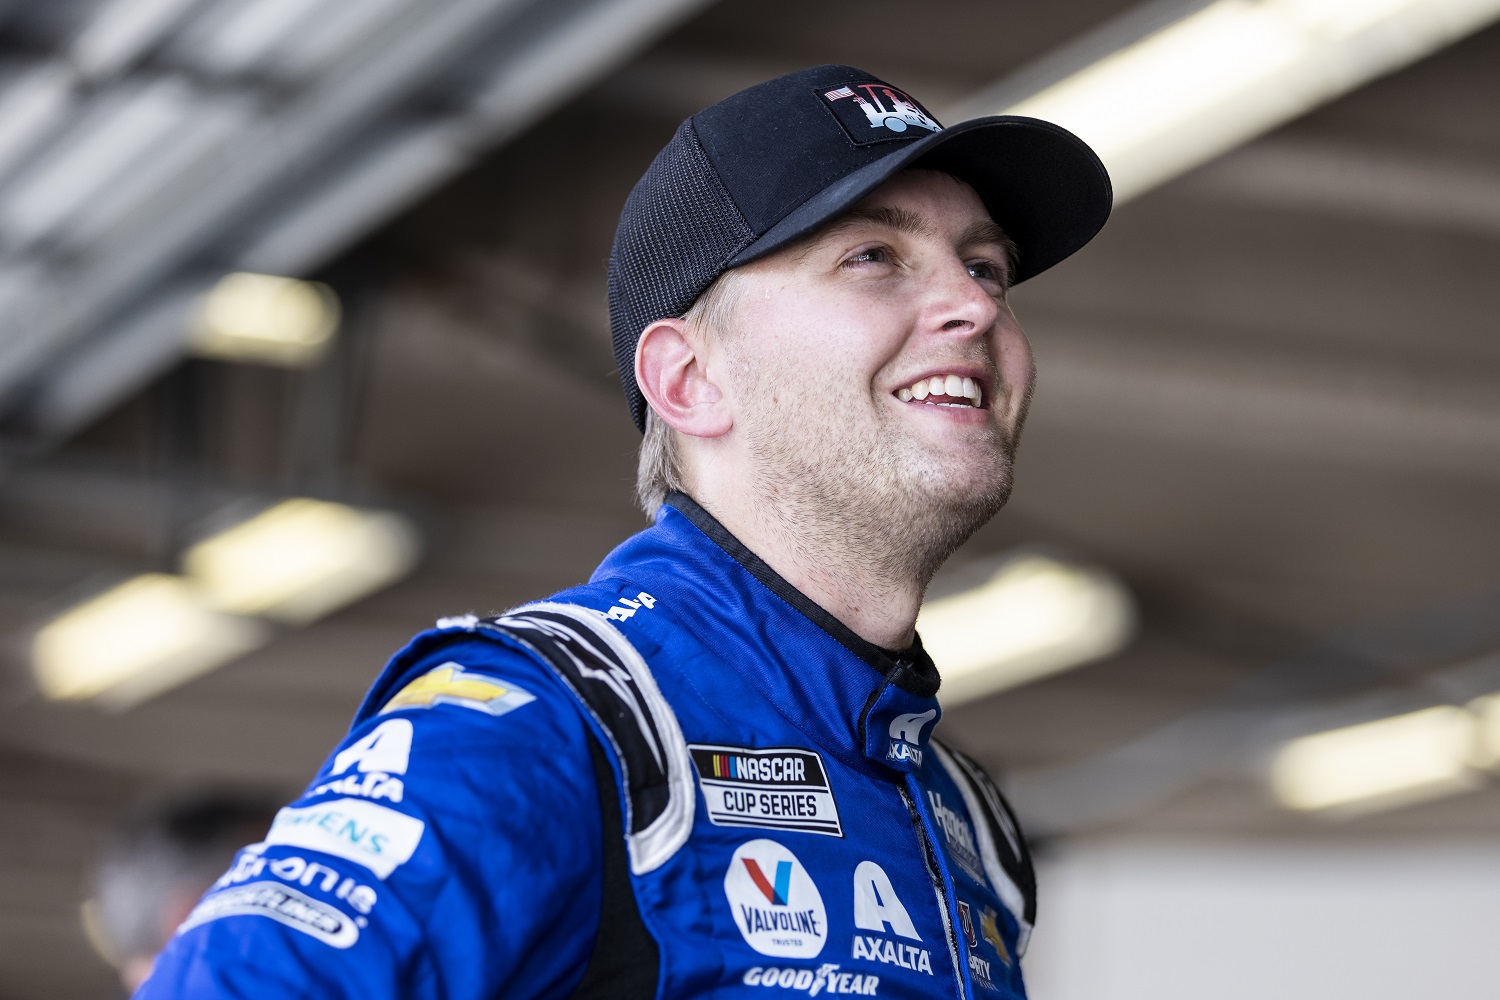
top-left (818, 82), bottom-right (942, 146)
top-left (745, 856), bottom-right (792, 905)
top-left (724, 839), bottom-right (828, 957)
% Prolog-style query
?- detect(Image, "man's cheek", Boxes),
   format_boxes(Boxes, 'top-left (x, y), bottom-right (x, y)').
top-left (997, 333), bottom-right (1034, 399)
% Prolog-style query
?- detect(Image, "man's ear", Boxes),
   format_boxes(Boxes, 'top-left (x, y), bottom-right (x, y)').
top-left (634, 318), bottom-right (733, 439)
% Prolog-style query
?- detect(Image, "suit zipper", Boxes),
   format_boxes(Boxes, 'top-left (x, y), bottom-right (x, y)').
top-left (899, 783), bottom-right (969, 1000)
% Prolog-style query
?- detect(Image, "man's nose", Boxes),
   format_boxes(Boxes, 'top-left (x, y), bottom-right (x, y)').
top-left (924, 257), bottom-right (1000, 336)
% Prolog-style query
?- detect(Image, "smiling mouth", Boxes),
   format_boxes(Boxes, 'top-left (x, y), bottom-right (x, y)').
top-left (895, 374), bottom-right (984, 409)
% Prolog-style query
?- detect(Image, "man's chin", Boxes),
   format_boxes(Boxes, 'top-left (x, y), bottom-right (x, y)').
top-left (908, 445), bottom-right (1014, 504)
top-left (905, 456), bottom-right (1014, 534)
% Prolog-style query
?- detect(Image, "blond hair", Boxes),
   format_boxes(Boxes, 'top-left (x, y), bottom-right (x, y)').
top-left (634, 270), bottom-right (743, 516)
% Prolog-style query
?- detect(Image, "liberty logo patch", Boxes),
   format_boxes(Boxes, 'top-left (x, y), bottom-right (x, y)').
top-left (724, 839), bottom-right (828, 958)
top-left (819, 82), bottom-right (942, 146)
top-left (690, 744), bottom-right (844, 837)
top-left (957, 900), bottom-right (998, 989)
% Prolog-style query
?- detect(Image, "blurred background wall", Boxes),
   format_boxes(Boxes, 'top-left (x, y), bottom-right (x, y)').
top-left (0, 0), bottom-right (1497, 995)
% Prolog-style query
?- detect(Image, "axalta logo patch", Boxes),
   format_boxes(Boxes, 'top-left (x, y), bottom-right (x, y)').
top-left (885, 710), bottom-right (935, 768)
top-left (851, 861), bottom-right (932, 975)
top-left (690, 745), bottom-right (843, 837)
top-left (818, 83), bottom-right (941, 146)
top-left (263, 798), bottom-right (425, 879)
top-left (179, 882), bottom-right (359, 949)
top-left (379, 662), bottom-right (535, 717)
top-left (725, 839), bottom-right (828, 958)
top-left (314, 718), bottom-right (412, 804)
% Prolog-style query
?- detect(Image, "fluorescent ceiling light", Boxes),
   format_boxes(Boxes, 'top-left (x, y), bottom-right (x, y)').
top-left (1468, 693), bottom-right (1500, 770)
top-left (32, 574), bottom-right (269, 709)
top-left (183, 498), bottom-right (419, 625)
top-left (918, 554), bottom-right (1136, 705)
top-left (980, 0), bottom-right (1500, 202)
top-left (1270, 706), bottom-right (1481, 814)
top-left (192, 272), bottom-right (341, 366)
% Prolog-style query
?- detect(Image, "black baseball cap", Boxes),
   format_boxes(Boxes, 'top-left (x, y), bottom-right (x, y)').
top-left (608, 64), bottom-right (1112, 432)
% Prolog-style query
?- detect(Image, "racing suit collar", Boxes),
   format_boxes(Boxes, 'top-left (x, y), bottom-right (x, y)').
top-left (592, 491), bottom-right (942, 774)
top-left (664, 492), bottom-right (940, 698)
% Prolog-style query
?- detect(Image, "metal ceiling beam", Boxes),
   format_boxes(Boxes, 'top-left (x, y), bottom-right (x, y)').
top-left (1032, 326), bottom-right (1500, 481)
top-left (0, 0), bottom-right (713, 445)
top-left (1183, 137), bottom-right (1500, 241)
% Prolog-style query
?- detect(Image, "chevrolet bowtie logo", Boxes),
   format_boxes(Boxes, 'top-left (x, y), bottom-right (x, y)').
top-left (379, 663), bottom-right (536, 718)
top-left (980, 907), bottom-right (1010, 965)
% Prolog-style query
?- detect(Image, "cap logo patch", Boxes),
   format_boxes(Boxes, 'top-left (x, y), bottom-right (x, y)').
top-left (819, 82), bottom-right (942, 146)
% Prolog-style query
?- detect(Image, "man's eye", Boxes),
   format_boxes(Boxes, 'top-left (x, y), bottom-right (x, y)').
top-left (967, 260), bottom-right (1004, 282)
top-left (846, 246), bottom-right (891, 265)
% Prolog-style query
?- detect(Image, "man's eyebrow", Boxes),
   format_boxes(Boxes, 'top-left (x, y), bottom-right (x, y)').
top-left (796, 206), bottom-right (1020, 278)
top-left (806, 206), bottom-right (932, 248)
top-left (960, 217), bottom-right (1020, 260)
top-left (958, 219), bottom-right (1020, 280)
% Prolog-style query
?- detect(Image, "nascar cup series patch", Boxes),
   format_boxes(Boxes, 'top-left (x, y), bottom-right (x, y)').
top-left (689, 744), bottom-right (843, 837)
top-left (378, 662), bottom-right (535, 717)
top-left (817, 82), bottom-right (942, 146)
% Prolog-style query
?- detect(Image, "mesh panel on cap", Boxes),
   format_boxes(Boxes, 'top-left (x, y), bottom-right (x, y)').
top-left (609, 118), bottom-right (755, 432)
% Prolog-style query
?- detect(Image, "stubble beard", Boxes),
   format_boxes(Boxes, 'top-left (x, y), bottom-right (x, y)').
top-left (739, 376), bottom-right (1026, 595)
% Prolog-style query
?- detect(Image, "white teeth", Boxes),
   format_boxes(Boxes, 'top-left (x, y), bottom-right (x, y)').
top-left (897, 373), bottom-right (985, 406)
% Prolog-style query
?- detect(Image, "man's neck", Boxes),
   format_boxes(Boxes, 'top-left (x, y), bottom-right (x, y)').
top-left (687, 486), bottom-right (926, 651)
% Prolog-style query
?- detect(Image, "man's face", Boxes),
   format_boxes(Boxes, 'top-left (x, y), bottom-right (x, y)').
top-left (714, 169), bottom-right (1035, 577)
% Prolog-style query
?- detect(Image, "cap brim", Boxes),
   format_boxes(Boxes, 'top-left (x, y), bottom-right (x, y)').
top-left (724, 116), bottom-right (1113, 284)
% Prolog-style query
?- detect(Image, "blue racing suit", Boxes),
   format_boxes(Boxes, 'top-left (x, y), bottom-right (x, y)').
top-left (140, 493), bottom-right (1037, 999)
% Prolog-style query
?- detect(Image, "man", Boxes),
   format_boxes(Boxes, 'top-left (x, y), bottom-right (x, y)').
top-left (138, 65), bottom-right (1109, 999)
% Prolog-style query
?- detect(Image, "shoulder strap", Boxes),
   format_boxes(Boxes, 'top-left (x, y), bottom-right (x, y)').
top-left (564, 734), bottom-right (660, 999)
top-left (930, 740), bottom-right (1038, 955)
top-left (477, 602), bottom-right (696, 875)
